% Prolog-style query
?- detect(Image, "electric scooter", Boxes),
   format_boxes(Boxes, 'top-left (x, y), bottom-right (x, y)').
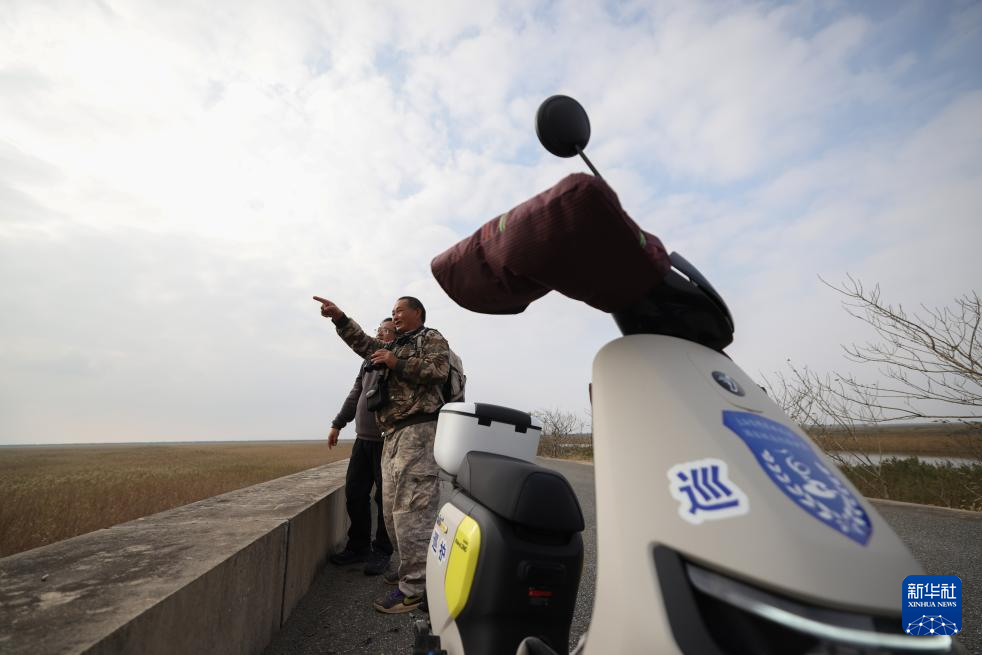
top-left (414, 96), bottom-right (962, 655)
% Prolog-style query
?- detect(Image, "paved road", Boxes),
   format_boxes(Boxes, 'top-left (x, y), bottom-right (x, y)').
top-left (265, 459), bottom-right (980, 654)
top-left (872, 499), bottom-right (982, 653)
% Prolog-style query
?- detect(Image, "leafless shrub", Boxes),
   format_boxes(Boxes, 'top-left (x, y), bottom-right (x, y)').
top-left (533, 408), bottom-right (590, 459)
top-left (763, 279), bottom-right (982, 501)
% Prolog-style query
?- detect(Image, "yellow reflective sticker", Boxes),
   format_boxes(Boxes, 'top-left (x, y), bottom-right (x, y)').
top-left (444, 516), bottom-right (482, 618)
top-left (497, 212), bottom-right (509, 233)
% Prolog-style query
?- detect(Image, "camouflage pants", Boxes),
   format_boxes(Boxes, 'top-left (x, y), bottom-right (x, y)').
top-left (381, 420), bottom-right (441, 597)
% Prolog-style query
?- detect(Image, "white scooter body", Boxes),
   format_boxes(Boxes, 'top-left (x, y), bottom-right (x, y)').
top-left (423, 334), bottom-right (956, 654)
top-left (585, 334), bottom-right (950, 653)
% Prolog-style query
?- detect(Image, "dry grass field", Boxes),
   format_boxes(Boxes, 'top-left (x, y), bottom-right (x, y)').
top-left (807, 423), bottom-right (982, 458)
top-left (4, 424), bottom-right (978, 559)
top-left (0, 441), bottom-right (351, 558)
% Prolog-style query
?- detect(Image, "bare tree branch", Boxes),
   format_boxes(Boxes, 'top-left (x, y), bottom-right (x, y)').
top-left (811, 277), bottom-right (982, 424)
top-left (532, 408), bottom-right (584, 438)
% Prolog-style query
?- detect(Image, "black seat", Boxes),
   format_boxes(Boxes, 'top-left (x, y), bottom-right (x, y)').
top-left (456, 451), bottom-right (584, 533)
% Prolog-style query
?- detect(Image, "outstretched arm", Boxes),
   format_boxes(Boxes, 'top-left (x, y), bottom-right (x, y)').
top-left (313, 296), bottom-right (383, 358)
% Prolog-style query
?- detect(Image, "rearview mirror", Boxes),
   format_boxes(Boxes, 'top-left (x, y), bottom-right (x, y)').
top-left (535, 95), bottom-right (602, 179)
top-left (535, 95), bottom-right (591, 158)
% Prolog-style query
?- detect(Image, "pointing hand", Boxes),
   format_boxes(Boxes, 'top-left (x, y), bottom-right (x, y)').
top-left (313, 296), bottom-right (343, 319)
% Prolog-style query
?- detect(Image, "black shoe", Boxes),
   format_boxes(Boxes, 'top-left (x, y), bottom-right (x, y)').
top-left (329, 547), bottom-right (370, 565)
top-left (363, 550), bottom-right (391, 576)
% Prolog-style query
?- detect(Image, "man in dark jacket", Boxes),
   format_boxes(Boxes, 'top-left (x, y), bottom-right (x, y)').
top-left (327, 318), bottom-right (396, 575)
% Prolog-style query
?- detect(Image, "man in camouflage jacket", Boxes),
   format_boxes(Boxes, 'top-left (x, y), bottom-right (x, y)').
top-left (314, 294), bottom-right (449, 614)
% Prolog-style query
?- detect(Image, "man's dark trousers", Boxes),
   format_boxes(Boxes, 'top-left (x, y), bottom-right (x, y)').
top-left (345, 437), bottom-right (392, 554)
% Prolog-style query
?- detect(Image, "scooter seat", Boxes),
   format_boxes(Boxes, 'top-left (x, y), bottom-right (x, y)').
top-left (456, 451), bottom-right (585, 533)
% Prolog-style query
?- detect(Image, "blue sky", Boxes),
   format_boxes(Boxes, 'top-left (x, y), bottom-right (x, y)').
top-left (1, 0), bottom-right (980, 444)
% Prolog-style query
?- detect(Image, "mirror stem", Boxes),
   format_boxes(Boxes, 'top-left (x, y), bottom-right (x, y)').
top-left (576, 145), bottom-right (603, 180)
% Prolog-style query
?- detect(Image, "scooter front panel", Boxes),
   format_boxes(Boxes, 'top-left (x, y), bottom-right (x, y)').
top-left (586, 334), bottom-right (925, 653)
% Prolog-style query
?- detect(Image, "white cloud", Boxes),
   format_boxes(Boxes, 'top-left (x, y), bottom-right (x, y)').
top-left (1, 0), bottom-right (980, 443)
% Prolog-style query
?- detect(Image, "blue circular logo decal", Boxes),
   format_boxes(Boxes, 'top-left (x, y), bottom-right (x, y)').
top-left (722, 410), bottom-right (872, 546)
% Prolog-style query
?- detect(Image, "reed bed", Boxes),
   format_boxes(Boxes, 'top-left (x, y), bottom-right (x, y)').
top-left (839, 458), bottom-right (982, 512)
top-left (808, 424), bottom-right (982, 459)
top-left (0, 441), bottom-right (350, 558)
top-left (5, 424), bottom-right (979, 558)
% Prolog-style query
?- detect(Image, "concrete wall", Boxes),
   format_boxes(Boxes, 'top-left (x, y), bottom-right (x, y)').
top-left (0, 461), bottom-right (349, 655)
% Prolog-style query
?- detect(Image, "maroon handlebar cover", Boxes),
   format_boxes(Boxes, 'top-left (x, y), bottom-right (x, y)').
top-left (430, 173), bottom-right (671, 314)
